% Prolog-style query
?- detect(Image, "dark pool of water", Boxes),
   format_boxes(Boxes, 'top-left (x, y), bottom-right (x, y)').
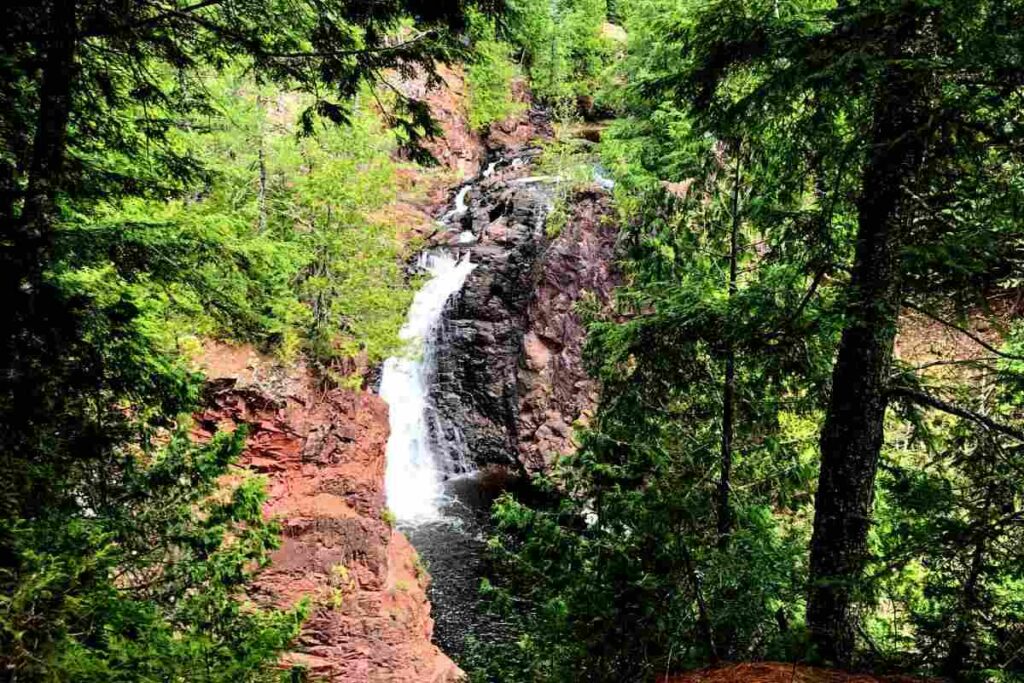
top-left (400, 469), bottom-right (515, 660)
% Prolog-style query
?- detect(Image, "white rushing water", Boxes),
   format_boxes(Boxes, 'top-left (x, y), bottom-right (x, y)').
top-left (439, 185), bottom-right (471, 223)
top-left (381, 251), bottom-right (477, 523)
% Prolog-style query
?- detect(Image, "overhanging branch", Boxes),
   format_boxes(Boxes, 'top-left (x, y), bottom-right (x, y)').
top-left (890, 385), bottom-right (1024, 441)
top-left (903, 301), bottom-right (1024, 362)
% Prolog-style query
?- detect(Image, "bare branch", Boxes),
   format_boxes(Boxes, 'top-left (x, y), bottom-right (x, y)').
top-left (903, 301), bottom-right (1024, 362)
top-left (911, 356), bottom-right (1000, 371)
top-left (891, 385), bottom-right (1024, 441)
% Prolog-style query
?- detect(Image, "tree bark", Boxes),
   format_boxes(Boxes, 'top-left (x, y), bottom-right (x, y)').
top-left (15, 0), bottom-right (77, 276)
top-left (806, 65), bottom-right (930, 665)
top-left (718, 150), bottom-right (742, 548)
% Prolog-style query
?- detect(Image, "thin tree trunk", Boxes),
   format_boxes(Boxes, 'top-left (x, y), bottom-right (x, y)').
top-left (16, 0), bottom-right (77, 275)
top-left (256, 91), bottom-right (268, 232)
top-left (946, 486), bottom-right (993, 679)
top-left (681, 539), bottom-right (718, 662)
top-left (718, 149), bottom-right (742, 548)
top-left (806, 63), bottom-right (930, 665)
top-left (257, 144), bottom-right (268, 231)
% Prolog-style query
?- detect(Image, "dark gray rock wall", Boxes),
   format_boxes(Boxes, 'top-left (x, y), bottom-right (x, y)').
top-left (428, 169), bottom-right (554, 471)
top-left (516, 189), bottom-right (621, 472)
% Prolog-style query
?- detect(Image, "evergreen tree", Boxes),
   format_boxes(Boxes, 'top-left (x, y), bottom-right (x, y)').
top-left (472, 0), bottom-right (1024, 678)
top-left (0, 0), bottom-right (482, 677)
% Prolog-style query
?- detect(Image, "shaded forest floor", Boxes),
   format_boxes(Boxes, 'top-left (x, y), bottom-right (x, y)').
top-left (661, 662), bottom-right (933, 683)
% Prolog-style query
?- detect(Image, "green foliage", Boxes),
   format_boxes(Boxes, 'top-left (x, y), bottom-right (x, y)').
top-left (534, 103), bottom-right (603, 237)
top-left (867, 364), bottom-right (1024, 676)
top-left (0, 430), bottom-right (307, 681)
top-left (68, 72), bottom-right (418, 370)
top-left (467, 10), bottom-right (526, 131)
top-left (471, 122), bottom-right (843, 678)
top-left (504, 0), bottom-right (617, 108)
top-left (472, 0), bottom-right (1024, 678)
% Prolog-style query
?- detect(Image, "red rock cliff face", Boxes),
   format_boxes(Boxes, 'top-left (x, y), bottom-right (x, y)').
top-left (195, 347), bottom-right (462, 682)
top-left (516, 189), bottom-right (621, 472)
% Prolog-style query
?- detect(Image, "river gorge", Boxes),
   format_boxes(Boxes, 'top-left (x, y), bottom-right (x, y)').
top-left (191, 75), bottom-right (620, 680)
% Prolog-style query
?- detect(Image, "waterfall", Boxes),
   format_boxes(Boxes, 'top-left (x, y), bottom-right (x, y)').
top-left (439, 185), bottom-right (471, 223)
top-left (381, 250), bottom-right (476, 523)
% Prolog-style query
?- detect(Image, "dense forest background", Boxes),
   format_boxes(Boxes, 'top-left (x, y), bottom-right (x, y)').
top-left (469, 1), bottom-right (1024, 681)
top-left (2, 0), bottom-right (1024, 681)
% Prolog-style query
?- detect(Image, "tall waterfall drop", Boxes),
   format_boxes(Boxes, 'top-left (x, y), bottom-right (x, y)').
top-left (381, 251), bottom-right (476, 523)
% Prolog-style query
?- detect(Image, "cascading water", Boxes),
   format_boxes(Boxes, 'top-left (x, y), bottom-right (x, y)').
top-left (382, 160), bottom-right (553, 659)
top-left (381, 250), bottom-right (476, 522)
top-left (379, 175), bottom-right (517, 660)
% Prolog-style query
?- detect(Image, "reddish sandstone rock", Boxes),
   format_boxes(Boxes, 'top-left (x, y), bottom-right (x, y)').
top-left (660, 662), bottom-right (931, 683)
top-left (395, 63), bottom-right (486, 179)
top-left (516, 189), bottom-right (621, 471)
top-left (194, 348), bottom-right (462, 683)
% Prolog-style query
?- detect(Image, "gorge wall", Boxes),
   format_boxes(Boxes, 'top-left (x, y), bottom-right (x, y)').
top-left (195, 346), bottom-right (462, 682)
top-left (430, 169), bottom-right (621, 474)
top-left (516, 189), bottom-right (620, 471)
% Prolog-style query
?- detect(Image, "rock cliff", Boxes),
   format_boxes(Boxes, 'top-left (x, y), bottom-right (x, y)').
top-left (429, 159), bottom-right (620, 472)
top-left (516, 189), bottom-right (620, 471)
top-left (194, 345), bottom-right (462, 682)
top-left (428, 153), bottom-right (554, 471)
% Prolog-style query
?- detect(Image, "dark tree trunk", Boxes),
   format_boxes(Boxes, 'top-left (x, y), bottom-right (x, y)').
top-left (945, 486), bottom-right (993, 679)
top-left (256, 90), bottom-right (268, 232)
top-left (14, 0), bottom-right (77, 276)
top-left (681, 539), bottom-right (718, 662)
top-left (945, 534), bottom-right (986, 679)
top-left (806, 65), bottom-right (930, 665)
top-left (718, 150), bottom-right (742, 548)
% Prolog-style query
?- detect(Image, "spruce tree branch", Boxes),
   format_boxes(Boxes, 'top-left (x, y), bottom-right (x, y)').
top-left (903, 301), bottom-right (1024, 361)
top-left (82, 0), bottom-right (227, 37)
top-left (261, 32), bottom-right (435, 60)
top-left (890, 385), bottom-right (1024, 441)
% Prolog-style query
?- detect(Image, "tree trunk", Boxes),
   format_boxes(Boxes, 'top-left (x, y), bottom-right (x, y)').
top-left (806, 65), bottom-right (930, 665)
top-left (256, 90), bottom-right (268, 232)
top-left (718, 150), bottom-right (742, 548)
top-left (681, 539), bottom-right (718, 662)
top-left (15, 0), bottom-right (77, 276)
top-left (946, 484), bottom-right (994, 679)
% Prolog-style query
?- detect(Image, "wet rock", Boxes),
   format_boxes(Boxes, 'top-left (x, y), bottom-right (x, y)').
top-left (428, 160), bottom-right (620, 472)
top-left (428, 165), bottom-right (555, 471)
